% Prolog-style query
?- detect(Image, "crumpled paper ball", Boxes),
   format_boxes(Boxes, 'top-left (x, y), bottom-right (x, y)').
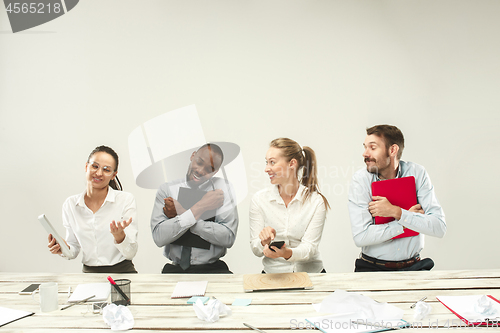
top-left (103, 303), bottom-right (134, 331)
top-left (474, 295), bottom-right (498, 316)
top-left (193, 298), bottom-right (232, 322)
top-left (413, 301), bottom-right (432, 320)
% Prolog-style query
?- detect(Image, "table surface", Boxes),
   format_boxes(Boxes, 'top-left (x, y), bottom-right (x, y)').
top-left (1, 269), bottom-right (500, 332)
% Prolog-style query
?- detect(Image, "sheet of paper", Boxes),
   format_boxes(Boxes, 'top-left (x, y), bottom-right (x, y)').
top-left (232, 298), bottom-right (252, 306)
top-left (68, 283), bottom-right (110, 302)
top-left (437, 295), bottom-right (500, 323)
top-left (188, 296), bottom-right (209, 304)
top-left (171, 281), bottom-right (208, 299)
top-left (0, 307), bottom-right (34, 328)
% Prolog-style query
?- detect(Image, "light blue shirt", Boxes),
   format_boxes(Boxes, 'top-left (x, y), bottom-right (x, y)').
top-left (348, 160), bottom-right (446, 261)
top-left (151, 177), bottom-right (238, 266)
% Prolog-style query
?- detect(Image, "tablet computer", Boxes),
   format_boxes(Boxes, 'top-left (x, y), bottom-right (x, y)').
top-left (38, 214), bottom-right (72, 258)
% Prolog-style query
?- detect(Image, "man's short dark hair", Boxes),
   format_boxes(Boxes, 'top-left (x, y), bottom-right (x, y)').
top-left (366, 125), bottom-right (404, 160)
top-left (198, 143), bottom-right (224, 168)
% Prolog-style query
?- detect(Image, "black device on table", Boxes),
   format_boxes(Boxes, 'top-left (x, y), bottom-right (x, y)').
top-left (19, 284), bottom-right (40, 295)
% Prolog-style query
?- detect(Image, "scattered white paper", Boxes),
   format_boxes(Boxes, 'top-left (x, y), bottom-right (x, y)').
top-left (68, 283), bottom-right (110, 302)
top-left (193, 298), bottom-right (232, 322)
top-left (437, 295), bottom-right (500, 323)
top-left (312, 290), bottom-right (404, 320)
top-left (103, 304), bottom-right (134, 331)
top-left (0, 307), bottom-right (33, 327)
top-left (307, 290), bottom-right (406, 332)
top-left (414, 301), bottom-right (432, 320)
top-left (171, 281), bottom-right (208, 299)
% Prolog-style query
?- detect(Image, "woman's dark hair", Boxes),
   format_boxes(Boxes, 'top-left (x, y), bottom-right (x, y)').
top-left (87, 145), bottom-right (123, 191)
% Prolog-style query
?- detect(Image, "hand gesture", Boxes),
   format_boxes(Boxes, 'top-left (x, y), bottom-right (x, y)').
top-left (47, 234), bottom-right (69, 255)
top-left (163, 197), bottom-right (186, 218)
top-left (263, 242), bottom-right (291, 260)
top-left (369, 196), bottom-right (400, 219)
top-left (259, 226), bottom-right (276, 247)
top-left (110, 217), bottom-right (132, 244)
top-left (409, 203), bottom-right (425, 214)
top-left (200, 189), bottom-right (224, 211)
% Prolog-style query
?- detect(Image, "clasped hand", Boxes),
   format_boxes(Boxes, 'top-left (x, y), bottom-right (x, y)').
top-left (369, 196), bottom-right (425, 219)
top-left (167, 190), bottom-right (224, 221)
top-left (368, 196), bottom-right (399, 218)
top-left (164, 197), bottom-right (186, 218)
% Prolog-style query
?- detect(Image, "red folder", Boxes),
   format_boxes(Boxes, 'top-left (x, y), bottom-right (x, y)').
top-left (371, 176), bottom-right (419, 239)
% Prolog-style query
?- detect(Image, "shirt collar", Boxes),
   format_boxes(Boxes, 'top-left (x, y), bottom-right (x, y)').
top-left (76, 186), bottom-right (116, 207)
top-left (269, 184), bottom-right (306, 205)
top-left (373, 162), bottom-right (403, 182)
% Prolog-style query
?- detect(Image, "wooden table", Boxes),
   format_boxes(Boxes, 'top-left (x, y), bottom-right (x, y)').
top-left (1, 270), bottom-right (499, 332)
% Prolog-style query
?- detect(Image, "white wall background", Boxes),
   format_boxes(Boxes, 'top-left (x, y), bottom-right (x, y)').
top-left (1, 0), bottom-right (498, 274)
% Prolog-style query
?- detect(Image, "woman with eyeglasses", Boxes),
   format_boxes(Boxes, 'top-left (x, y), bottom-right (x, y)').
top-left (47, 146), bottom-right (138, 273)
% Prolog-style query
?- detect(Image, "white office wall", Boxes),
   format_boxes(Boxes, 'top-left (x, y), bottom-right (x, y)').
top-left (0, 0), bottom-right (498, 273)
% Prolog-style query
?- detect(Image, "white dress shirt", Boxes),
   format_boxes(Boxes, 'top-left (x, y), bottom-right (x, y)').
top-left (348, 160), bottom-right (446, 261)
top-left (61, 187), bottom-right (138, 266)
top-left (249, 184), bottom-right (327, 273)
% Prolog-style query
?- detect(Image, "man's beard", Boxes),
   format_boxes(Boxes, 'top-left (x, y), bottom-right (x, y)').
top-left (365, 155), bottom-right (390, 175)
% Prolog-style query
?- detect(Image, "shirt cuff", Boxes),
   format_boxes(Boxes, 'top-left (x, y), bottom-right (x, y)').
top-left (178, 209), bottom-right (197, 228)
top-left (388, 220), bottom-right (405, 237)
top-left (114, 233), bottom-right (131, 251)
top-left (253, 240), bottom-right (265, 254)
top-left (397, 210), bottom-right (413, 229)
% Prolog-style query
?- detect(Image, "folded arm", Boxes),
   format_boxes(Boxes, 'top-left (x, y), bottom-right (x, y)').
top-left (150, 186), bottom-right (197, 247)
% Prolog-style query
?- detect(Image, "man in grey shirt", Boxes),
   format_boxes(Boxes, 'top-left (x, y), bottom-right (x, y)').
top-left (151, 143), bottom-right (238, 273)
top-left (348, 125), bottom-right (446, 272)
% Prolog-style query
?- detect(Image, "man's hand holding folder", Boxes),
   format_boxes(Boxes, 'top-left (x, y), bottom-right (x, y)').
top-left (190, 189), bottom-right (224, 221)
top-left (164, 197), bottom-right (186, 218)
top-left (371, 176), bottom-right (421, 239)
top-left (169, 187), bottom-right (225, 250)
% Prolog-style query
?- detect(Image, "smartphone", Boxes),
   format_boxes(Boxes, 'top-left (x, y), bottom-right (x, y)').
top-left (19, 283), bottom-right (40, 295)
top-left (269, 241), bottom-right (285, 252)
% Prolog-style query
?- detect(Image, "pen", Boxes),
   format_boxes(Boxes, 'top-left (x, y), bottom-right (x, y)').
top-left (60, 294), bottom-right (96, 310)
top-left (107, 276), bottom-right (130, 305)
top-left (410, 296), bottom-right (427, 308)
top-left (67, 286), bottom-right (71, 299)
top-left (243, 323), bottom-right (267, 333)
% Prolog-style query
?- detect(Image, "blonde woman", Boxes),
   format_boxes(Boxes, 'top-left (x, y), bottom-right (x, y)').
top-left (250, 138), bottom-right (329, 273)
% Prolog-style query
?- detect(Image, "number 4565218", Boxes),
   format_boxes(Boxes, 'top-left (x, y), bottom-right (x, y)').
top-left (5, 2), bottom-right (62, 14)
